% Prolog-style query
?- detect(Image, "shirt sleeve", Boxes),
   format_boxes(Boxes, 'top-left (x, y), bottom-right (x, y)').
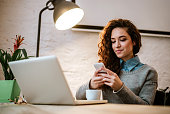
top-left (76, 81), bottom-right (90, 100)
top-left (116, 68), bottom-right (158, 104)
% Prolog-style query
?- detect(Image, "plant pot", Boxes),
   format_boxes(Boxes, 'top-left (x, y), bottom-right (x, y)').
top-left (0, 80), bottom-right (20, 103)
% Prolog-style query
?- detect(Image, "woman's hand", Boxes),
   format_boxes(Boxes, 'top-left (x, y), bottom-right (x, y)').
top-left (100, 67), bottom-right (123, 91)
top-left (90, 69), bottom-right (105, 89)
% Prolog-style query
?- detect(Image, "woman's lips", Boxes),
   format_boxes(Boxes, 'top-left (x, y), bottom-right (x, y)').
top-left (116, 50), bottom-right (123, 54)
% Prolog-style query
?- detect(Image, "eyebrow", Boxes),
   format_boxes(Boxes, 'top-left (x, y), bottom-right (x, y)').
top-left (111, 35), bottom-right (126, 40)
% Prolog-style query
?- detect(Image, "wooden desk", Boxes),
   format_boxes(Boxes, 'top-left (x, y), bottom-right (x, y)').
top-left (0, 103), bottom-right (170, 114)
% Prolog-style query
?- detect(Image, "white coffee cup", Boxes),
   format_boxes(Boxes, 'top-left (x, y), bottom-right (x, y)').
top-left (86, 89), bottom-right (102, 100)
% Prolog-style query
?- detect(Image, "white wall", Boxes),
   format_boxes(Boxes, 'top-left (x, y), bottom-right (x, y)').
top-left (77, 0), bottom-right (170, 32)
top-left (0, 0), bottom-right (170, 95)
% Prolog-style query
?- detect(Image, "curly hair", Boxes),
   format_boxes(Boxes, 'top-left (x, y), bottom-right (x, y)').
top-left (98, 19), bottom-right (142, 75)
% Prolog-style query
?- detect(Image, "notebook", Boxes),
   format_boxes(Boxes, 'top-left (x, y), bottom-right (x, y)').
top-left (9, 55), bottom-right (107, 105)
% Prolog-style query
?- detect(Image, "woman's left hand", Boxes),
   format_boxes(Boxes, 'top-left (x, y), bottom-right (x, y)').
top-left (100, 67), bottom-right (123, 91)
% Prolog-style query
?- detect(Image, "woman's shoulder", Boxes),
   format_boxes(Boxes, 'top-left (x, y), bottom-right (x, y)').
top-left (142, 64), bottom-right (157, 73)
top-left (140, 64), bottom-right (158, 83)
top-left (135, 64), bottom-right (158, 81)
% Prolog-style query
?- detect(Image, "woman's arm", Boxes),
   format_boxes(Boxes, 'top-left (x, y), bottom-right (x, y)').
top-left (76, 81), bottom-right (90, 100)
top-left (76, 68), bottom-right (106, 100)
top-left (116, 68), bottom-right (158, 104)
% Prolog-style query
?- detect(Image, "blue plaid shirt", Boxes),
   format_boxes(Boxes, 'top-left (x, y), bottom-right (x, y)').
top-left (120, 56), bottom-right (144, 72)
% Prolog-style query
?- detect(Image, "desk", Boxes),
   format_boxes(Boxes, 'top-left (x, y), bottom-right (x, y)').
top-left (0, 104), bottom-right (170, 114)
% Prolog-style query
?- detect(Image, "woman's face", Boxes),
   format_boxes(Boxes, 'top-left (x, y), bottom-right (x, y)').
top-left (111, 27), bottom-right (135, 61)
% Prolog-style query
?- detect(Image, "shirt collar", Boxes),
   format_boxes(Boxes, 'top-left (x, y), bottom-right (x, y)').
top-left (120, 56), bottom-right (141, 71)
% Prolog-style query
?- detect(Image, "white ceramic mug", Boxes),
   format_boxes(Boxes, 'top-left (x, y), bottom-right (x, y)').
top-left (86, 89), bottom-right (102, 100)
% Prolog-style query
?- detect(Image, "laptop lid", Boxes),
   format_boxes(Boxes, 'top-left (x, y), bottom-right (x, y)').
top-left (9, 56), bottom-right (76, 105)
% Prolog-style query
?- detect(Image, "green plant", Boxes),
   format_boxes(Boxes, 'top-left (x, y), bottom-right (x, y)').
top-left (0, 35), bottom-right (29, 80)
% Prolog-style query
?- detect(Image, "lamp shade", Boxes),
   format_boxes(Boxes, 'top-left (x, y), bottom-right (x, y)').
top-left (52, 0), bottom-right (84, 30)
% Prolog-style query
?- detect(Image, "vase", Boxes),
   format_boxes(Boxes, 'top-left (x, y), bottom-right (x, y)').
top-left (0, 80), bottom-right (20, 103)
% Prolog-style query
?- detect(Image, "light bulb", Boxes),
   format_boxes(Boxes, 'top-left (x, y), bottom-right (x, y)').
top-left (55, 8), bottom-right (84, 30)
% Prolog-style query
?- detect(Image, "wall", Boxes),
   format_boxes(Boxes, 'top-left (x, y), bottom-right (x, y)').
top-left (0, 0), bottom-right (170, 95)
top-left (77, 0), bottom-right (170, 32)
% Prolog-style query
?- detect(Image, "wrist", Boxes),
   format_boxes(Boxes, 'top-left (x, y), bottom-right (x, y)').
top-left (113, 82), bottom-right (124, 93)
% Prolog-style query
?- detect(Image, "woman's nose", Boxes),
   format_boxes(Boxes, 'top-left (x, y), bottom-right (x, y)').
top-left (115, 41), bottom-right (121, 48)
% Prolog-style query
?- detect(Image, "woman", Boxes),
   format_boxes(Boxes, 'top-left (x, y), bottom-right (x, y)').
top-left (76, 19), bottom-right (158, 104)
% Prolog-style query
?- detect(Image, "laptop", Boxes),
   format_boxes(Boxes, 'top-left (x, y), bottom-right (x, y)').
top-left (9, 55), bottom-right (107, 105)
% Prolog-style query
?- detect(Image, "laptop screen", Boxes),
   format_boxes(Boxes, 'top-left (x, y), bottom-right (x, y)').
top-left (9, 56), bottom-right (75, 104)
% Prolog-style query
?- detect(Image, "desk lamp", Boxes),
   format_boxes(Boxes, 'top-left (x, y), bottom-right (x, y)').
top-left (36, 0), bottom-right (84, 57)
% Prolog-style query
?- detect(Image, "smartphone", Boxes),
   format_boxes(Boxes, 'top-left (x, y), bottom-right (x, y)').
top-left (94, 63), bottom-right (107, 73)
top-left (94, 63), bottom-right (105, 70)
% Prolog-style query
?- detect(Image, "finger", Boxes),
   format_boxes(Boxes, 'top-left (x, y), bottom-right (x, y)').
top-left (104, 82), bottom-right (112, 87)
top-left (94, 70), bottom-right (99, 76)
top-left (94, 80), bottom-right (105, 84)
top-left (98, 82), bottom-right (105, 87)
top-left (93, 79), bottom-right (105, 85)
top-left (93, 76), bottom-right (104, 81)
top-left (98, 69), bottom-right (107, 74)
top-left (98, 67), bottom-right (107, 73)
top-left (101, 67), bottom-right (113, 75)
top-left (102, 78), bottom-right (111, 82)
top-left (97, 73), bottom-right (108, 77)
top-left (101, 67), bottom-right (118, 77)
top-left (93, 80), bottom-right (104, 84)
top-left (103, 78), bottom-right (115, 85)
top-left (102, 75), bottom-right (116, 80)
top-left (94, 68), bottom-right (105, 76)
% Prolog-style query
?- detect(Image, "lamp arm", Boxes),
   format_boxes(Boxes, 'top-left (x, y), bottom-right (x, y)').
top-left (36, 0), bottom-right (81, 57)
top-left (36, 6), bottom-right (49, 57)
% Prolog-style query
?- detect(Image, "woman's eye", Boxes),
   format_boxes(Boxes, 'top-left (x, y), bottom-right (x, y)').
top-left (111, 41), bottom-right (116, 43)
top-left (120, 38), bottom-right (126, 41)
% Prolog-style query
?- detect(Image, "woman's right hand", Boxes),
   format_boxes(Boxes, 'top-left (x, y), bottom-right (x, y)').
top-left (90, 68), bottom-right (105, 89)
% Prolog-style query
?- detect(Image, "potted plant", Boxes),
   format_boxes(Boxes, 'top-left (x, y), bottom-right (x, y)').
top-left (0, 35), bottom-right (29, 103)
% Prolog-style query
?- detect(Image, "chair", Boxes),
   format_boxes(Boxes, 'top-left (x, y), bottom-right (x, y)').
top-left (153, 87), bottom-right (170, 106)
